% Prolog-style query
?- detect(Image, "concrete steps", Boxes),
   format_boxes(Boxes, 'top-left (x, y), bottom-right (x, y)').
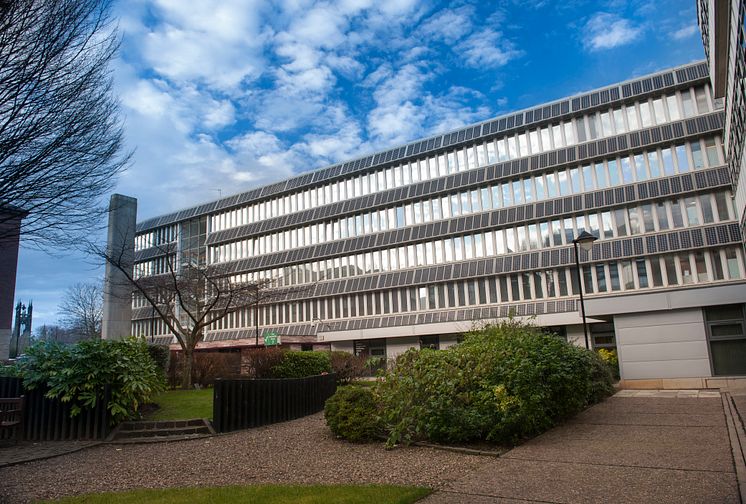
top-left (107, 418), bottom-right (215, 444)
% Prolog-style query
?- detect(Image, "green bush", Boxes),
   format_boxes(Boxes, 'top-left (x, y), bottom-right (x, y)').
top-left (14, 338), bottom-right (166, 423)
top-left (324, 385), bottom-right (381, 442)
top-left (376, 320), bottom-right (615, 447)
top-left (0, 363), bottom-right (18, 377)
top-left (271, 351), bottom-right (331, 378)
top-left (597, 348), bottom-right (620, 380)
top-left (147, 345), bottom-right (170, 375)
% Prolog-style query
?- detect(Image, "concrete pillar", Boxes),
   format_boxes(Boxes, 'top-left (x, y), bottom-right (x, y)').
top-left (102, 194), bottom-right (137, 340)
top-left (0, 210), bottom-right (24, 360)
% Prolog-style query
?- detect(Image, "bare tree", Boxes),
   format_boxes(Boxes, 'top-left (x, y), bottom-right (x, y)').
top-left (98, 238), bottom-right (306, 389)
top-left (59, 282), bottom-right (103, 340)
top-left (35, 324), bottom-right (79, 344)
top-left (0, 0), bottom-right (130, 247)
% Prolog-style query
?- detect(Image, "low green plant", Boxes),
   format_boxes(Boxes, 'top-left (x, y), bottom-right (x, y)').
top-left (0, 364), bottom-right (18, 377)
top-left (597, 348), bottom-right (620, 380)
top-left (324, 385), bottom-right (381, 442)
top-left (376, 320), bottom-right (615, 447)
top-left (147, 344), bottom-right (170, 375)
top-left (271, 351), bottom-right (331, 378)
top-left (15, 338), bottom-right (166, 423)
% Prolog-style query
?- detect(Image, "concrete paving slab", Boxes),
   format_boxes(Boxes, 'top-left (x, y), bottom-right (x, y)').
top-left (420, 492), bottom-right (528, 504)
top-left (504, 423), bottom-right (731, 472)
top-left (440, 458), bottom-right (739, 504)
top-left (596, 396), bottom-right (724, 414)
top-left (570, 409), bottom-right (722, 427)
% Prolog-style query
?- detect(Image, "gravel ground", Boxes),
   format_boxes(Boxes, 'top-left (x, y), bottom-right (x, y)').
top-left (0, 413), bottom-right (486, 503)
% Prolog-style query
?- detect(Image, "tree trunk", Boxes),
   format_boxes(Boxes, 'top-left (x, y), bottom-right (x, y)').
top-left (181, 347), bottom-right (194, 390)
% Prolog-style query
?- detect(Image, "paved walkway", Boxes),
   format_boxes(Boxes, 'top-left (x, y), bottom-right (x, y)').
top-left (0, 441), bottom-right (100, 468)
top-left (423, 391), bottom-right (741, 504)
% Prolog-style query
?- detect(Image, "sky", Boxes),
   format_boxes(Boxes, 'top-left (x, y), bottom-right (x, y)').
top-left (15, 0), bottom-right (705, 328)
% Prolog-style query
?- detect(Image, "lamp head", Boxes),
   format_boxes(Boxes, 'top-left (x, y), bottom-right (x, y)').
top-left (573, 230), bottom-right (598, 252)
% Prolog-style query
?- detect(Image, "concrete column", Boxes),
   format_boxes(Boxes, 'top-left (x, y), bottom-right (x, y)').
top-left (102, 194), bottom-right (137, 340)
top-left (0, 211), bottom-right (24, 360)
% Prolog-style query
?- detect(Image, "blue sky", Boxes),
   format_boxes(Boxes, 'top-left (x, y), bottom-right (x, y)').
top-left (16, 0), bottom-right (705, 327)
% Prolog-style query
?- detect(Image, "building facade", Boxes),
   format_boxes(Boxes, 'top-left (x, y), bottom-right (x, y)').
top-left (133, 61), bottom-right (746, 384)
top-left (698, 0), bottom-right (746, 234)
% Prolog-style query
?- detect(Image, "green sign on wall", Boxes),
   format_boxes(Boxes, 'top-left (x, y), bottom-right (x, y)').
top-left (264, 331), bottom-right (280, 346)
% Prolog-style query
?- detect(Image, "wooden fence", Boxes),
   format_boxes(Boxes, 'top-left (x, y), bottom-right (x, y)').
top-left (0, 377), bottom-right (112, 441)
top-left (212, 373), bottom-right (337, 433)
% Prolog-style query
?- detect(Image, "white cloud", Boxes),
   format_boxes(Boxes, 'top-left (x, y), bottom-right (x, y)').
top-left (583, 12), bottom-right (642, 51)
top-left (672, 25), bottom-right (698, 40)
top-left (457, 28), bottom-right (523, 68)
top-left (137, 0), bottom-right (268, 92)
top-left (419, 6), bottom-right (474, 44)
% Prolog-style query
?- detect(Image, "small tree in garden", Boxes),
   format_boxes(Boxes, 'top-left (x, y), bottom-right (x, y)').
top-left (98, 238), bottom-right (306, 389)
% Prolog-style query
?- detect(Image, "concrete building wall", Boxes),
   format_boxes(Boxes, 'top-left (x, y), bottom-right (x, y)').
top-left (440, 336), bottom-right (459, 349)
top-left (614, 309), bottom-right (711, 380)
top-left (386, 336), bottom-right (419, 360)
top-left (566, 324), bottom-right (587, 349)
top-left (102, 194), bottom-right (137, 340)
top-left (330, 341), bottom-right (354, 353)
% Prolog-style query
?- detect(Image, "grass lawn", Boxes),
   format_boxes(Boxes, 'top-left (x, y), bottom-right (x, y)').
top-left (145, 389), bottom-right (213, 420)
top-left (47, 484), bottom-right (431, 503)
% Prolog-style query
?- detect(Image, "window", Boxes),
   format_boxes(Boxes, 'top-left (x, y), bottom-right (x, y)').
top-left (420, 335), bottom-right (439, 350)
top-left (639, 102), bottom-right (652, 127)
top-left (695, 86), bottom-right (709, 113)
top-left (681, 91), bottom-right (695, 117)
top-left (705, 305), bottom-right (746, 375)
top-left (691, 142), bottom-right (704, 169)
top-left (705, 138), bottom-right (720, 166)
top-left (626, 106), bottom-right (638, 130)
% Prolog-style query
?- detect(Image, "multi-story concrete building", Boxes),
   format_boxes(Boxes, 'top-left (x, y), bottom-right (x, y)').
top-left (698, 0), bottom-right (746, 233)
top-left (133, 61), bottom-right (746, 385)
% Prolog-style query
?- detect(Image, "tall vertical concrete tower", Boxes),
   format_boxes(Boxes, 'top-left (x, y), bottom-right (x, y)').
top-left (102, 194), bottom-right (137, 340)
top-left (0, 209), bottom-right (25, 359)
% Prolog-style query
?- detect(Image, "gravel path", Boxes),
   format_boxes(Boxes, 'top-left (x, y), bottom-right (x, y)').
top-left (0, 413), bottom-right (486, 503)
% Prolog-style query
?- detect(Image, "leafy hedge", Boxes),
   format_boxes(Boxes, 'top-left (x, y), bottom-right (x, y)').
top-left (325, 320), bottom-right (614, 447)
top-left (270, 351), bottom-right (331, 378)
top-left (13, 338), bottom-right (166, 423)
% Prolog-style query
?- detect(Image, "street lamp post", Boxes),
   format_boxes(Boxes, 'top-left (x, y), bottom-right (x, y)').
top-left (572, 231), bottom-right (598, 350)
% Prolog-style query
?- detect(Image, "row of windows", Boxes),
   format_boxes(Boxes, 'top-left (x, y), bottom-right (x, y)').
top-left (215, 192), bottom-right (733, 290)
top-left (207, 85), bottom-right (714, 234)
top-left (135, 224), bottom-right (178, 252)
top-left (195, 246), bottom-right (744, 332)
top-left (208, 139), bottom-right (724, 265)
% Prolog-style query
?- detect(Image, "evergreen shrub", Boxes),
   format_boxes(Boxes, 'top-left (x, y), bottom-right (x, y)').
top-left (325, 320), bottom-right (615, 446)
top-left (324, 385), bottom-right (381, 442)
top-left (14, 338), bottom-right (165, 423)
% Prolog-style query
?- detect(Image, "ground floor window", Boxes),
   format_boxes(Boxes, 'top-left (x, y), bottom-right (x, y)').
top-left (591, 322), bottom-right (616, 349)
top-left (705, 304), bottom-right (746, 375)
top-left (419, 335), bottom-right (440, 350)
top-left (354, 338), bottom-right (387, 372)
